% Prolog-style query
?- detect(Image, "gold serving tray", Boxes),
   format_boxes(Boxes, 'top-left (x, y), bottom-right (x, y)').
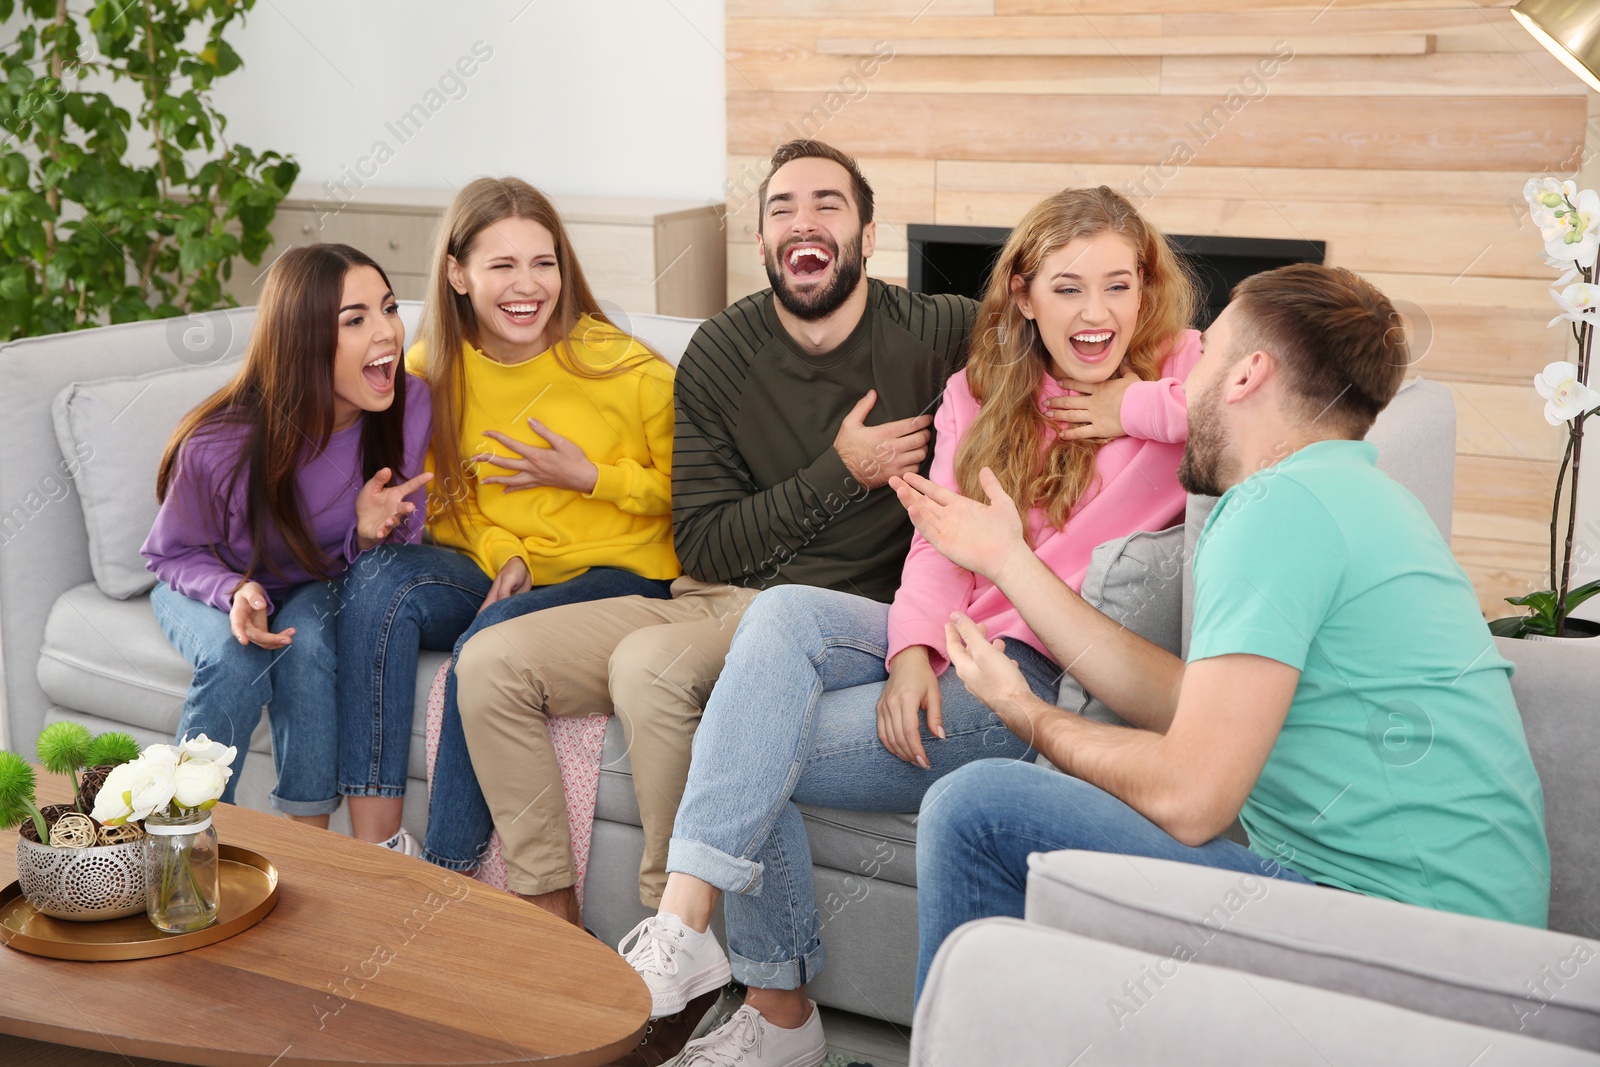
top-left (0, 844), bottom-right (278, 961)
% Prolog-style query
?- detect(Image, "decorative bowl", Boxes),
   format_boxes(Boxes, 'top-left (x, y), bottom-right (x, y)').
top-left (15, 835), bottom-right (146, 921)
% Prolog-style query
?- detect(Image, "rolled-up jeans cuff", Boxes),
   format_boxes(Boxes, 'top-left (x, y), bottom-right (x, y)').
top-left (729, 942), bottom-right (826, 991)
top-left (665, 837), bottom-right (762, 895)
top-left (338, 783), bottom-right (407, 799)
top-left (271, 792), bottom-right (342, 817)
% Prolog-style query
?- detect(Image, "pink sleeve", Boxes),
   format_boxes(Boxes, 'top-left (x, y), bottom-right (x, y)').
top-left (885, 374), bottom-right (978, 674)
top-left (1119, 329), bottom-right (1202, 445)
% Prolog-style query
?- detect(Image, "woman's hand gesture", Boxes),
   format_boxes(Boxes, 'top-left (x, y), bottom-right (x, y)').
top-left (356, 467), bottom-right (433, 551)
top-left (1045, 367), bottom-right (1138, 440)
top-left (476, 418), bottom-right (600, 495)
top-left (877, 646), bottom-right (943, 770)
top-left (480, 556), bottom-right (533, 612)
top-left (229, 580), bottom-right (294, 650)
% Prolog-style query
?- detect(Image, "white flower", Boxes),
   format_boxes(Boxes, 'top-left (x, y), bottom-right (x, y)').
top-left (1535, 361), bottom-right (1600, 425)
top-left (91, 754), bottom-right (177, 826)
top-left (177, 734), bottom-right (236, 769)
top-left (1526, 177), bottom-right (1574, 231)
top-left (172, 759), bottom-right (227, 810)
top-left (141, 743), bottom-right (180, 770)
top-left (1544, 188), bottom-right (1600, 269)
top-left (1549, 280), bottom-right (1600, 326)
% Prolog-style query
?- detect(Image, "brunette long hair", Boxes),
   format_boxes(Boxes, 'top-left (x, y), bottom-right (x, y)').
top-left (956, 187), bottom-right (1197, 532)
top-left (156, 243), bottom-right (411, 581)
top-left (419, 176), bottom-right (661, 535)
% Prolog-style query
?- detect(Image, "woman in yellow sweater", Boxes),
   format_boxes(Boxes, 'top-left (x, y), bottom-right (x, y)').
top-left (334, 177), bottom-right (679, 870)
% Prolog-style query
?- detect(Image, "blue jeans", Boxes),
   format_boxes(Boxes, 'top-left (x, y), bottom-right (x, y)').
top-left (334, 543), bottom-right (671, 868)
top-left (151, 580), bottom-right (341, 816)
top-left (665, 584), bottom-right (1064, 990)
top-left (913, 759), bottom-right (1317, 1004)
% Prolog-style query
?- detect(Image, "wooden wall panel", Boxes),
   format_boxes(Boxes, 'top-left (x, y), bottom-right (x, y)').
top-left (725, 0), bottom-right (1580, 616)
top-left (729, 92), bottom-right (1584, 172)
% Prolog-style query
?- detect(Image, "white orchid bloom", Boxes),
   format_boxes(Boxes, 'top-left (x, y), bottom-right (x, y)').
top-left (1526, 177), bottom-right (1576, 232)
top-left (91, 754), bottom-right (177, 825)
top-left (1549, 280), bottom-right (1600, 326)
top-left (1543, 188), bottom-right (1600, 269)
top-left (177, 734), bottom-right (237, 769)
top-left (1535, 361), bottom-right (1600, 425)
top-left (172, 759), bottom-right (228, 810)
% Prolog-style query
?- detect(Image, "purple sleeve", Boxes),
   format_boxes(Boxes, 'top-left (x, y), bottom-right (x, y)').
top-left (140, 431), bottom-right (256, 614)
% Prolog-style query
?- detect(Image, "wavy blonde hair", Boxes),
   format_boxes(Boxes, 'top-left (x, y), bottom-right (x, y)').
top-left (419, 176), bottom-right (661, 535)
top-left (955, 186), bottom-right (1197, 532)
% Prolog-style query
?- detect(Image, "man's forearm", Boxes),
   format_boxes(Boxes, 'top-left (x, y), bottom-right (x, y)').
top-left (993, 550), bottom-right (1184, 733)
top-left (1018, 695), bottom-right (1204, 843)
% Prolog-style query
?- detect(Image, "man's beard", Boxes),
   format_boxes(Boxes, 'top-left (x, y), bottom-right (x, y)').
top-left (1177, 378), bottom-right (1233, 497)
top-left (765, 233), bottom-right (866, 322)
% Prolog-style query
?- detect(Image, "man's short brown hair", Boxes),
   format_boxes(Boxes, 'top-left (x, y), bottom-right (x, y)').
top-left (757, 140), bottom-right (875, 226)
top-left (1229, 264), bottom-right (1409, 438)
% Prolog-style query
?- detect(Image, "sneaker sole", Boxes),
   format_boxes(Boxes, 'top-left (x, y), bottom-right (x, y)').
top-left (648, 958), bottom-right (732, 1018)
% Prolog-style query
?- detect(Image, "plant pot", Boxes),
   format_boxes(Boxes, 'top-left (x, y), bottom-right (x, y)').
top-left (1525, 618), bottom-right (1600, 642)
top-left (14, 835), bottom-right (147, 921)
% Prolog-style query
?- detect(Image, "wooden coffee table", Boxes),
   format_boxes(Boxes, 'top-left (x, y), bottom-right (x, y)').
top-left (0, 775), bottom-right (649, 1066)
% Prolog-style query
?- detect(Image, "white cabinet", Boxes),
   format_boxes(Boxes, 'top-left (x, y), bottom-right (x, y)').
top-left (228, 186), bottom-right (726, 320)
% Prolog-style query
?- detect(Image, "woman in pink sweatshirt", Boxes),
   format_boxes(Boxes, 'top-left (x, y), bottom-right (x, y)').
top-left (618, 187), bottom-right (1204, 1046)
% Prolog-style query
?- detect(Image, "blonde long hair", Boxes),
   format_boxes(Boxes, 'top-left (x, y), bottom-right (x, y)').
top-left (419, 176), bottom-right (661, 534)
top-left (955, 186), bottom-right (1197, 532)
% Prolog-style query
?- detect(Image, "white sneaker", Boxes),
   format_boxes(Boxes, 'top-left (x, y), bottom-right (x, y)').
top-left (677, 1003), bottom-right (826, 1067)
top-left (618, 913), bottom-right (733, 1018)
top-left (380, 828), bottom-right (422, 859)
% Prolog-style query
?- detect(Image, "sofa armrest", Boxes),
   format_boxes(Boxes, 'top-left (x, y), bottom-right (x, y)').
top-left (912, 918), bottom-right (1598, 1065)
top-left (1024, 851), bottom-right (1600, 1052)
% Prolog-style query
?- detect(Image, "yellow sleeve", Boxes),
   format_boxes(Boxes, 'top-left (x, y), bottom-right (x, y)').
top-left (584, 358), bottom-right (675, 517)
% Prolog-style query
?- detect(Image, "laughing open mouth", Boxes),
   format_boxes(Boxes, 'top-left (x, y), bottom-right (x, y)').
top-left (786, 245), bottom-right (833, 277)
top-left (1070, 331), bottom-right (1114, 358)
top-left (499, 301), bottom-right (543, 324)
top-left (362, 353), bottom-right (396, 389)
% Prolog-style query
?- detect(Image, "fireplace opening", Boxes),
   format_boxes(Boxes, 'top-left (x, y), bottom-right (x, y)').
top-left (907, 224), bottom-right (1326, 330)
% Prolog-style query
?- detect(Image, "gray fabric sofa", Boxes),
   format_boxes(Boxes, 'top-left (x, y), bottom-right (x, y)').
top-left (914, 919), bottom-right (1600, 1064)
top-left (0, 305), bottom-right (1463, 1031)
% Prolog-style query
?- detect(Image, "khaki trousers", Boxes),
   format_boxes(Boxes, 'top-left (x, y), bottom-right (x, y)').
top-left (454, 577), bottom-right (756, 905)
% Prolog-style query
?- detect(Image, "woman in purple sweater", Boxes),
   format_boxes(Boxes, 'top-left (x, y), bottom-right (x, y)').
top-left (142, 244), bottom-right (432, 826)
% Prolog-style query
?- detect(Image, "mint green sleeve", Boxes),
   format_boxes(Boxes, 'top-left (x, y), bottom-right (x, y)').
top-left (1187, 475), bottom-right (1347, 670)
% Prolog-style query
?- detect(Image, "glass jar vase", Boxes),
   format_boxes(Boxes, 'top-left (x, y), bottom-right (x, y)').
top-left (144, 808), bottom-right (219, 933)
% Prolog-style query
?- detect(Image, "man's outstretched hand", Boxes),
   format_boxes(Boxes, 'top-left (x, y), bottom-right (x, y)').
top-left (890, 467), bottom-right (1030, 582)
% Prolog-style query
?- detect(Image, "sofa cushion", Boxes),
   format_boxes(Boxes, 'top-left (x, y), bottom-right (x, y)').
top-left (52, 362), bottom-right (239, 600)
top-left (37, 581), bottom-right (442, 781)
top-left (1498, 635), bottom-right (1600, 938)
top-left (1025, 850), bottom-right (1600, 1052)
top-left (1057, 523), bottom-right (1185, 727)
top-left (913, 918), bottom-right (1600, 1066)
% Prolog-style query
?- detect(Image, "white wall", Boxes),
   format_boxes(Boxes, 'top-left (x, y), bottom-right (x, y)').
top-left (210, 0), bottom-right (726, 202)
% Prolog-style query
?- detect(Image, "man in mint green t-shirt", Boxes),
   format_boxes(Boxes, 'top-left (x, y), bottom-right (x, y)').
top-left (895, 263), bottom-right (1550, 1001)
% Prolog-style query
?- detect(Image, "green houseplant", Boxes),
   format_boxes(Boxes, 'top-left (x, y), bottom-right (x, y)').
top-left (0, 722), bottom-right (147, 921)
top-left (0, 0), bottom-right (297, 340)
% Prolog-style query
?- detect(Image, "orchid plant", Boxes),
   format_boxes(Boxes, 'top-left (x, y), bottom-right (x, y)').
top-left (1492, 179), bottom-right (1600, 638)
